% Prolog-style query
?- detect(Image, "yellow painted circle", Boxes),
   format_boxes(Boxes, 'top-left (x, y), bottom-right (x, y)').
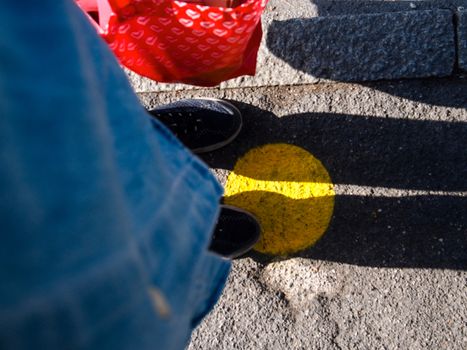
top-left (224, 144), bottom-right (335, 255)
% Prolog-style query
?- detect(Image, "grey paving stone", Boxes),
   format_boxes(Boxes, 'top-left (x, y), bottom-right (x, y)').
top-left (458, 9), bottom-right (467, 71)
top-left (267, 9), bottom-right (455, 82)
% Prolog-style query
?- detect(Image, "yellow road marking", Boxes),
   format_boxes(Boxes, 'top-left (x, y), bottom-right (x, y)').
top-left (224, 144), bottom-right (335, 255)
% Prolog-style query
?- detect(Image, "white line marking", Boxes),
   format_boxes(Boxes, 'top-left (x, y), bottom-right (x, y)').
top-left (334, 184), bottom-right (467, 198)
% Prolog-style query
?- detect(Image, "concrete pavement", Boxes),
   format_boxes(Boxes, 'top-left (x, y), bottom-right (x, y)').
top-left (134, 1), bottom-right (467, 348)
top-left (138, 78), bottom-right (467, 350)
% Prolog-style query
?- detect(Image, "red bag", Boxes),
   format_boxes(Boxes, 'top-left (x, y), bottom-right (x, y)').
top-left (79, 0), bottom-right (269, 86)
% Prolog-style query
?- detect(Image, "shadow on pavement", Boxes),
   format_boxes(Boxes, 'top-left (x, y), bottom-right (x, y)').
top-left (224, 191), bottom-right (334, 256)
top-left (265, 9), bottom-right (467, 107)
top-left (299, 194), bottom-right (466, 270)
top-left (359, 79), bottom-right (467, 109)
top-left (201, 102), bottom-right (467, 270)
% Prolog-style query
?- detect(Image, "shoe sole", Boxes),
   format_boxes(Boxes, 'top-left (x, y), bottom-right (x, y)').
top-left (219, 204), bottom-right (261, 259)
top-left (191, 98), bottom-right (243, 154)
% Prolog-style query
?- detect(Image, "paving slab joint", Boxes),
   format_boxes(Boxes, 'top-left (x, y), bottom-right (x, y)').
top-left (455, 7), bottom-right (467, 71)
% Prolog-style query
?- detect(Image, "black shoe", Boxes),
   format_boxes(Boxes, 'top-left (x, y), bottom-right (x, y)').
top-left (208, 205), bottom-right (261, 259)
top-left (148, 98), bottom-right (242, 153)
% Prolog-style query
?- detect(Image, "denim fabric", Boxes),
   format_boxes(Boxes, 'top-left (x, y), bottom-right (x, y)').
top-left (0, 1), bottom-right (230, 349)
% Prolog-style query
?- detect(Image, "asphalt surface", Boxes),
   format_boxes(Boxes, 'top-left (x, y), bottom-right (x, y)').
top-left (139, 77), bottom-right (467, 350)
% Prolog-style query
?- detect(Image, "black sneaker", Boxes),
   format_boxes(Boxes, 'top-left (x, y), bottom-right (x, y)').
top-left (208, 205), bottom-right (261, 259)
top-left (148, 98), bottom-right (243, 153)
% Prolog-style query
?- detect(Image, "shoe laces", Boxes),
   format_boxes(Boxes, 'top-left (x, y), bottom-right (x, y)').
top-left (154, 111), bottom-right (203, 136)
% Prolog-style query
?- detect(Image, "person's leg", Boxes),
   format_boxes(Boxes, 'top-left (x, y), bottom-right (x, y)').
top-left (0, 1), bottom-right (231, 349)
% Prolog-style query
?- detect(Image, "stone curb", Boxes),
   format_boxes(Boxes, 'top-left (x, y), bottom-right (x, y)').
top-left (128, 1), bottom-right (466, 92)
top-left (458, 8), bottom-right (467, 71)
top-left (266, 10), bottom-right (454, 82)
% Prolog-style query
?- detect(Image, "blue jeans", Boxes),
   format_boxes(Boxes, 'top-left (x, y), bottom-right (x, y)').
top-left (0, 1), bottom-right (230, 349)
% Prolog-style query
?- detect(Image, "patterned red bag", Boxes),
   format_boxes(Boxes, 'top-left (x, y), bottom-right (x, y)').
top-left (79, 0), bottom-right (269, 86)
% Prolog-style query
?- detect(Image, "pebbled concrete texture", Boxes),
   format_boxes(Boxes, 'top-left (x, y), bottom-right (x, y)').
top-left (189, 260), bottom-right (466, 350)
top-left (138, 77), bottom-right (467, 350)
top-left (128, 0), bottom-right (463, 92)
top-left (458, 9), bottom-right (467, 71)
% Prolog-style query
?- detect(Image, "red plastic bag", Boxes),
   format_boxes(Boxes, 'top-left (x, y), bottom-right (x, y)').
top-left (79, 0), bottom-right (269, 86)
